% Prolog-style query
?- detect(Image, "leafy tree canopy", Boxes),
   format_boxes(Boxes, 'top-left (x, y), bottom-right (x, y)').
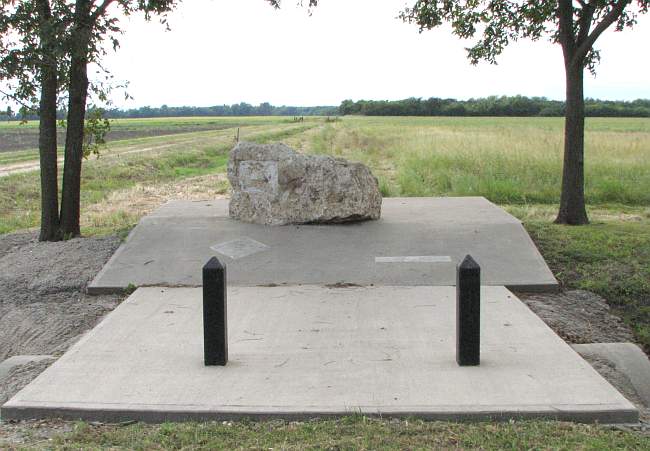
top-left (401, 1), bottom-right (648, 74)
top-left (0, 0), bottom-right (177, 113)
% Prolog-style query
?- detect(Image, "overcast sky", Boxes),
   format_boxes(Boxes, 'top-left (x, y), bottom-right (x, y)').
top-left (101, 0), bottom-right (650, 108)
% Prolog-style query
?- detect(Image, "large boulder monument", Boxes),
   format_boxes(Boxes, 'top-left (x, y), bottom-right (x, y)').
top-left (227, 142), bottom-right (382, 225)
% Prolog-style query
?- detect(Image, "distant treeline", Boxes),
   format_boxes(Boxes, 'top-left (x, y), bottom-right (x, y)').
top-left (0, 102), bottom-right (338, 121)
top-left (3, 97), bottom-right (649, 120)
top-left (339, 96), bottom-right (650, 118)
top-left (102, 102), bottom-right (339, 119)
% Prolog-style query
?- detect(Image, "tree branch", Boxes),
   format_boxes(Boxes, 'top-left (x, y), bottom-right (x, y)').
top-left (0, 88), bottom-right (35, 110)
top-left (91, 0), bottom-right (115, 21)
top-left (576, 1), bottom-right (596, 45)
top-left (574, 0), bottom-right (631, 65)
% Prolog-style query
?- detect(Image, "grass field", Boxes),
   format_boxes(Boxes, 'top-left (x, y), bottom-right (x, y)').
top-left (307, 116), bottom-right (650, 204)
top-left (0, 115), bottom-right (649, 448)
top-left (45, 417), bottom-right (650, 450)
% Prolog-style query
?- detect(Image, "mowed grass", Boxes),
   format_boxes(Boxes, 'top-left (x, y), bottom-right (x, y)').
top-left (38, 417), bottom-right (649, 450)
top-left (511, 204), bottom-right (650, 351)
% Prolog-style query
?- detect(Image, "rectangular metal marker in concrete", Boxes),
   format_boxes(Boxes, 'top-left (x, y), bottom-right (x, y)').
top-left (375, 256), bottom-right (452, 263)
top-left (3, 286), bottom-right (636, 423)
top-left (88, 198), bottom-right (558, 293)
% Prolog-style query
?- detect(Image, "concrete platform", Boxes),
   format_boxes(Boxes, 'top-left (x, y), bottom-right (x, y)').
top-left (88, 198), bottom-right (558, 293)
top-left (572, 343), bottom-right (650, 407)
top-left (2, 286), bottom-right (636, 423)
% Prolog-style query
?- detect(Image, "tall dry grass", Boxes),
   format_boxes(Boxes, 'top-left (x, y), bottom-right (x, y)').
top-left (309, 116), bottom-right (650, 205)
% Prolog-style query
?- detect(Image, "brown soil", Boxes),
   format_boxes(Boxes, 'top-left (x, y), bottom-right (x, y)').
top-left (0, 124), bottom-right (237, 153)
top-left (519, 290), bottom-right (635, 344)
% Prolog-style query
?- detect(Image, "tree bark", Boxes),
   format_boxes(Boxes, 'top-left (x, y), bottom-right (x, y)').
top-left (555, 61), bottom-right (589, 225)
top-left (60, 0), bottom-right (92, 238)
top-left (36, 0), bottom-right (61, 241)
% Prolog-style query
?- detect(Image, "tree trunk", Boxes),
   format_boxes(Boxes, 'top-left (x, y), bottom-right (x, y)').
top-left (36, 0), bottom-right (61, 241)
top-left (38, 63), bottom-right (61, 241)
top-left (555, 63), bottom-right (589, 225)
top-left (60, 0), bottom-right (91, 238)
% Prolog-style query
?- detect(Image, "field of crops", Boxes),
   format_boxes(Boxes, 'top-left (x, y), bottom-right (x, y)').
top-left (0, 116), bottom-right (296, 162)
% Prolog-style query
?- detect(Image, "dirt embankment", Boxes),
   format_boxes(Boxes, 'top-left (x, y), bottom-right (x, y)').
top-left (0, 232), bottom-right (123, 405)
top-left (519, 290), bottom-right (635, 344)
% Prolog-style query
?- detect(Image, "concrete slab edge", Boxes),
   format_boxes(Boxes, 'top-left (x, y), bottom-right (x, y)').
top-left (87, 224), bottom-right (140, 294)
top-left (2, 405), bottom-right (638, 425)
top-left (572, 343), bottom-right (650, 407)
top-left (505, 283), bottom-right (560, 293)
top-left (88, 282), bottom-right (559, 296)
top-left (86, 285), bottom-right (124, 295)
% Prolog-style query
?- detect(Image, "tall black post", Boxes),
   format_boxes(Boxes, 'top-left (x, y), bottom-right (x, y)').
top-left (203, 257), bottom-right (228, 366)
top-left (456, 255), bottom-right (480, 366)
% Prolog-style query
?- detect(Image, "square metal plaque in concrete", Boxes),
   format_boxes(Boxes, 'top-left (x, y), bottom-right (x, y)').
top-left (2, 286), bottom-right (636, 423)
top-left (88, 198), bottom-right (558, 293)
top-left (210, 237), bottom-right (269, 260)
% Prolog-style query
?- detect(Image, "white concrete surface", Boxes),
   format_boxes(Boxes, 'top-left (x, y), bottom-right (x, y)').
top-left (573, 343), bottom-right (650, 407)
top-left (88, 198), bottom-right (558, 293)
top-left (3, 286), bottom-right (635, 423)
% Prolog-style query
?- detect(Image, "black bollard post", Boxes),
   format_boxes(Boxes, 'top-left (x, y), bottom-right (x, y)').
top-left (203, 257), bottom-right (228, 366)
top-left (456, 255), bottom-right (480, 366)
